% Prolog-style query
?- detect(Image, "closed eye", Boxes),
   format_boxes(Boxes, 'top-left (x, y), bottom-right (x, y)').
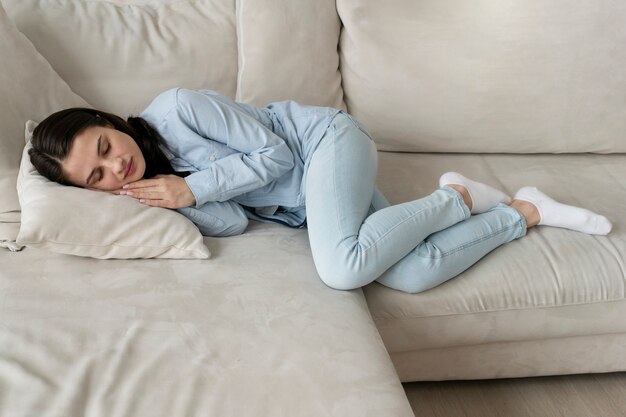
top-left (95, 143), bottom-right (110, 182)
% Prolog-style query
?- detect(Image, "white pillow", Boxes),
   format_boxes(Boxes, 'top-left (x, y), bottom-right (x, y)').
top-left (0, 2), bottom-right (89, 249)
top-left (16, 120), bottom-right (211, 260)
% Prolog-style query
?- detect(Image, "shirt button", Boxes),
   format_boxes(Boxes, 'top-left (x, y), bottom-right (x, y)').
top-left (209, 155), bottom-right (216, 161)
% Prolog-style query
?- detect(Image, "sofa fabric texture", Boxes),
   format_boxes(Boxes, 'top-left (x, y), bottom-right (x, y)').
top-left (337, 0), bottom-right (626, 153)
top-left (1, 1), bottom-right (414, 415)
top-left (0, 2), bottom-right (88, 247)
top-left (1, 0), bottom-right (625, 415)
top-left (235, 0), bottom-right (346, 110)
top-left (0, 223), bottom-right (414, 417)
top-left (3, 0), bottom-right (239, 116)
top-left (367, 151), bottom-right (624, 381)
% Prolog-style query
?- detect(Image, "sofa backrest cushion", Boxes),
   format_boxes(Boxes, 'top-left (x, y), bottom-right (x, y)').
top-left (3, 0), bottom-right (239, 117)
top-left (0, 1), bottom-right (89, 248)
top-left (235, 0), bottom-right (345, 110)
top-left (338, 0), bottom-right (626, 153)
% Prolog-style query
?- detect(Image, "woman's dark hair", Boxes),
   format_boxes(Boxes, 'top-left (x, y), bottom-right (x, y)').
top-left (28, 107), bottom-right (184, 186)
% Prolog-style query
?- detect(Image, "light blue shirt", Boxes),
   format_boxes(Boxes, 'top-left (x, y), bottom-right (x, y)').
top-left (139, 87), bottom-right (344, 236)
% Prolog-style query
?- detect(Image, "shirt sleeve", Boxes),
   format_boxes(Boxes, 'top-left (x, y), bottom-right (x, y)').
top-left (176, 200), bottom-right (249, 237)
top-left (174, 88), bottom-right (295, 207)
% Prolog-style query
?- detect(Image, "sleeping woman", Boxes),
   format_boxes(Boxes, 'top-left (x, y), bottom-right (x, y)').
top-left (27, 87), bottom-right (613, 293)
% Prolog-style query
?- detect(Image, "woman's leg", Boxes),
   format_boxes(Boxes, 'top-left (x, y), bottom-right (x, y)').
top-left (374, 203), bottom-right (527, 293)
top-left (305, 113), bottom-right (471, 290)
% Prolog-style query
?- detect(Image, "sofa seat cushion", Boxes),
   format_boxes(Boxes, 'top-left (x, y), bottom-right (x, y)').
top-left (0, 220), bottom-right (413, 416)
top-left (365, 151), bottom-right (625, 381)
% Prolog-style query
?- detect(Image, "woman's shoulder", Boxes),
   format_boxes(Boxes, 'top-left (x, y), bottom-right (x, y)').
top-left (139, 87), bottom-right (181, 122)
top-left (140, 87), bottom-right (222, 117)
top-left (157, 88), bottom-right (241, 116)
top-left (139, 87), bottom-right (220, 125)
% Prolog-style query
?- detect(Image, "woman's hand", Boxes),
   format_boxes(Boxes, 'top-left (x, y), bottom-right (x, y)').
top-left (111, 174), bottom-right (196, 209)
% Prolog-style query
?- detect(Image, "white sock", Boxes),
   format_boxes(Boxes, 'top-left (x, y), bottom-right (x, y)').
top-left (514, 186), bottom-right (613, 235)
top-left (439, 172), bottom-right (512, 214)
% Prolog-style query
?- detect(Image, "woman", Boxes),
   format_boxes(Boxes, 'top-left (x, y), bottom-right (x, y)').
top-left (29, 87), bottom-right (613, 293)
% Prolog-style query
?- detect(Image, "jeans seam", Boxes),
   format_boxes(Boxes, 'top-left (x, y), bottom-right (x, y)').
top-left (440, 185), bottom-right (468, 216)
top-left (331, 125), bottom-right (348, 245)
top-left (344, 113), bottom-right (375, 141)
top-left (516, 207), bottom-right (528, 235)
top-left (416, 219), bottom-right (521, 259)
top-left (359, 191), bottom-right (460, 255)
top-left (452, 187), bottom-right (470, 218)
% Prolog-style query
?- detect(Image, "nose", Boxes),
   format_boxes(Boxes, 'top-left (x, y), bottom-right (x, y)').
top-left (103, 157), bottom-right (126, 178)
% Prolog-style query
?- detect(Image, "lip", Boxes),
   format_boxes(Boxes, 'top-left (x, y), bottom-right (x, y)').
top-left (125, 157), bottom-right (133, 179)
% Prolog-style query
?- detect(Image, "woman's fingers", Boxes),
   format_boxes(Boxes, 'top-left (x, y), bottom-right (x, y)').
top-left (94, 176), bottom-right (192, 209)
top-left (121, 190), bottom-right (163, 199)
top-left (123, 178), bottom-right (163, 190)
top-left (138, 199), bottom-right (168, 208)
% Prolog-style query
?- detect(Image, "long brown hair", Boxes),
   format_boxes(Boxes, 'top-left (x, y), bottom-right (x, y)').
top-left (29, 107), bottom-right (183, 186)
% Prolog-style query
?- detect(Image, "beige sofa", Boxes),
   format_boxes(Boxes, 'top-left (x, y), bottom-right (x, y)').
top-left (1, 1), bottom-right (624, 416)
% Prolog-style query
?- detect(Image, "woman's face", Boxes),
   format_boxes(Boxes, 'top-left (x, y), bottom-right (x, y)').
top-left (61, 124), bottom-right (146, 192)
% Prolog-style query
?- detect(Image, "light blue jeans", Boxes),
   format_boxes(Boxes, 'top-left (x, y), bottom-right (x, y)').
top-left (304, 112), bottom-right (528, 293)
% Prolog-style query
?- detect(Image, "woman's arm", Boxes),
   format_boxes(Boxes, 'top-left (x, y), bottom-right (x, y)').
top-left (174, 88), bottom-right (295, 208)
top-left (176, 200), bottom-right (249, 237)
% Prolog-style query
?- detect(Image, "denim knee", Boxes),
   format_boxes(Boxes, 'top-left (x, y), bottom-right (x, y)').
top-left (314, 253), bottom-right (378, 291)
top-left (408, 260), bottom-right (449, 293)
top-left (316, 265), bottom-right (365, 291)
top-left (401, 267), bottom-right (450, 293)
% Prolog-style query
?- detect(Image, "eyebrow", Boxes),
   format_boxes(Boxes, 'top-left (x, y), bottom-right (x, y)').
top-left (85, 135), bottom-right (102, 185)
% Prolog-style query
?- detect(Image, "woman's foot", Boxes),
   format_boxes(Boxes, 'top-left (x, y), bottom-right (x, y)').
top-left (509, 199), bottom-right (541, 228)
top-left (513, 186), bottom-right (613, 235)
top-left (439, 172), bottom-right (512, 214)
top-left (446, 184), bottom-right (473, 211)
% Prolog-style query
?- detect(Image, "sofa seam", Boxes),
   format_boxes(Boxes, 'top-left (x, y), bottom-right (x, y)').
top-left (371, 297), bottom-right (626, 323)
top-left (235, 0), bottom-right (245, 102)
top-left (78, 0), bottom-right (205, 10)
top-left (386, 330), bottom-right (626, 355)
